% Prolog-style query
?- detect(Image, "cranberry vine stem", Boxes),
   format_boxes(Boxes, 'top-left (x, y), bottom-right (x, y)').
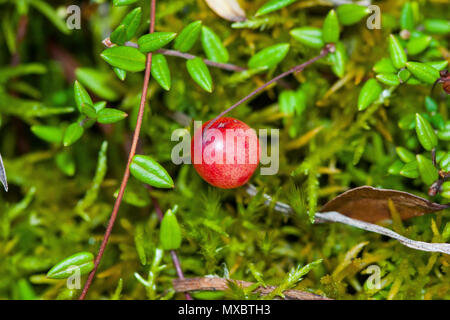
top-left (103, 38), bottom-right (246, 72)
top-left (79, 0), bottom-right (157, 300)
top-left (204, 44), bottom-right (336, 132)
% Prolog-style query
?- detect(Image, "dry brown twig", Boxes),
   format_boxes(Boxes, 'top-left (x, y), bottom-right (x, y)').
top-left (173, 277), bottom-right (331, 300)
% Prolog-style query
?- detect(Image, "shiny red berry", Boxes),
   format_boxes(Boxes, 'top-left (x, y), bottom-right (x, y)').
top-left (191, 117), bottom-right (260, 189)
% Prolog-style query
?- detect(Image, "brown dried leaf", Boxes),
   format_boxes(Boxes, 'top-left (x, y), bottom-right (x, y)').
top-left (204, 0), bottom-right (246, 22)
top-left (320, 186), bottom-right (449, 223)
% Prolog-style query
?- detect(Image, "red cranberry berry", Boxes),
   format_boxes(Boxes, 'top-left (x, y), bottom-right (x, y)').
top-left (191, 117), bottom-right (260, 189)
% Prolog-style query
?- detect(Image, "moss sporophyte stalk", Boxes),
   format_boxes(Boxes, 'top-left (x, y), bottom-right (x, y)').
top-left (1, 0), bottom-right (449, 301)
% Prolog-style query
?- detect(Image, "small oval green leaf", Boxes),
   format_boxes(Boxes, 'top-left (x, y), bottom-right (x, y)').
top-left (31, 125), bottom-right (64, 144)
top-left (186, 57), bottom-right (213, 92)
top-left (130, 155), bottom-right (174, 188)
top-left (400, 2), bottom-right (414, 30)
top-left (416, 154), bottom-right (438, 186)
top-left (121, 7), bottom-right (142, 40)
top-left (113, 0), bottom-right (138, 6)
top-left (110, 24), bottom-right (127, 45)
top-left (336, 4), bottom-right (370, 26)
top-left (415, 113), bottom-right (437, 151)
top-left (74, 80), bottom-right (93, 112)
top-left (47, 252), bottom-right (94, 279)
top-left (406, 35), bottom-right (432, 55)
top-left (201, 26), bottom-right (229, 63)
top-left (101, 46), bottom-right (146, 72)
top-left (376, 73), bottom-right (400, 86)
top-left (424, 19), bottom-right (450, 35)
top-left (322, 10), bottom-right (340, 43)
top-left (138, 32), bottom-right (177, 53)
top-left (255, 0), bottom-right (297, 16)
top-left (396, 147), bottom-right (415, 163)
top-left (358, 79), bottom-right (382, 111)
top-left (388, 34), bottom-right (407, 69)
top-left (174, 20), bottom-right (202, 52)
top-left (160, 207), bottom-right (182, 250)
top-left (290, 27), bottom-right (323, 49)
top-left (63, 123), bottom-right (84, 147)
top-left (399, 160), bottom-right (419, 179)
top-left (406, 61), bottom-right (440, 84)
top-left (97, 108), bottom-right (128, 124)
top-left (151, 54), bottom-right (171, 91)
top-left (248, 43), bottom-right (290, 69)
top-left (373, 58), bottom-right (397, 74)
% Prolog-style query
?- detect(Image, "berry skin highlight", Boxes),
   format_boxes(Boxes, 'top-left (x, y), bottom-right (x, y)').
top-left (191, 117), bottom-right (260, 189)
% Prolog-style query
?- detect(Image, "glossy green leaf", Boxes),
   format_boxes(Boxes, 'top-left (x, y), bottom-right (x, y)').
top-left (396, 147), bottom-right (415, 163)
top-left (47, 252), bottom-right (94, 279)
top-left (329, 42), bottom-right (347, 78)
top-left (376, 73), bottom-right (400, 86)
top-left (248, 43), bottom-right (290, 69)
top-left (425, 96), bottom-right (438, 113)
top-left (399, 160), bottom-right (419, 179)
top-left (406, 61), bottom-right (440, 84)
top-left (388, 34), bottom-right (407, 69)
top-left (174, 20), bottom-right (202, 52)
top-left (426, 60), bottom-right (448, 72)
top-left (80, 103), bottom-right (97, 119)
top-left (400, 2), bottom-right (414, 30)
top-left (279, 90), bottom-right (297, 115)
top-left (121, 7), bottom-right (142, 40)
top-left (113, 0), bottom-right (138, 6)
top-left (74, 80), bottom-right (93, 112)
top-left (93, 101), bottom-right (107, 113)
top-left (138, 32), bottom-right (177, 53)
top-left (201, 26), bottom-right (229, 63)
top-left (336, 4), bottom-right (369, 26)
top-left (388, 160), bottom-right (404, 175)
top-left (416, 154), bottom-right (438, 185)
top-left (63, 123), bottom-right (84, 147)
top-left (440, 152), bottom-right (450, 172)
top-left (290, 27), bottom-right (323, 49)
top-left (442, 182), bottom-right (450, 199)
top-left (160, 207), bottom-right (182, 250)
top-left (97, 108), bottom-right (128, 124)
top-left (322, 10), bottom-right (340, 43)
top-left (113, 68), bottom-right (127, 81)
top-left (358, 79), bottom-right (382, 111)
top-left (101, 46), bottom-right (146, 72)
top-left (397, 69), bottom-right (411, 83)
top-left (424, 19), bottom-right (450, 35)
top-left (255, 0), bottom-right (298, 16)
top-left (55, 150), bottom-right (75, 176)
top-left (186, 57), bottom-right (213, 92)
top-left (151, 54), bottom-right (171, 91)
top-left (31, 125), bottom-right (63, 144)
top-left (373, 58), bottom-right (397, 74)
top-left (130, 155), bottom-right (174, 188)
top-left (406, 35), bottom-right (432, 55)
top-left (110, 24), bottom-right (127, 45)
top-left (415, 113), bottom-right (437, 151)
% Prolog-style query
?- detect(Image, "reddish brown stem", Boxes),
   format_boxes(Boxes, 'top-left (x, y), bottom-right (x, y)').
top-left (105, 39), bottom-right (246, 72)
top-left (204, 44), bottom-right (336, 132)
top-left (149, 187), bottom-right (192, 300)
top-left (10, 15), bottom-right (28, 66)
top-left (78, 0), bottom-right (157, 300)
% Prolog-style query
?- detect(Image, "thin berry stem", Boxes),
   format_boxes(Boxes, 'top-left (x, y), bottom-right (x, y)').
top-left (79, 0), bottom-right (157, 300)
top-left (204, 44), bottom-right (336, 132)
